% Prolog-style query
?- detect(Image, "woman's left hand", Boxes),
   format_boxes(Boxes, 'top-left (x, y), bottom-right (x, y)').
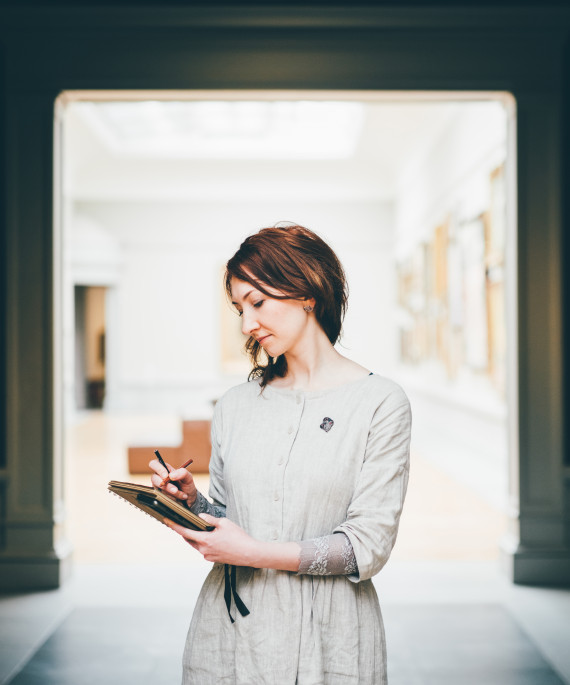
top-left (164, 514), bottom-right (261, 567)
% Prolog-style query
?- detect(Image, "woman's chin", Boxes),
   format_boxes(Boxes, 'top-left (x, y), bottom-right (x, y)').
top-left (262, 341), bottom-right (284, 357)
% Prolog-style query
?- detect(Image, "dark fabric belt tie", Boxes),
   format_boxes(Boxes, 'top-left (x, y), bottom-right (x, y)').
top-left (224, 564), bottom-right (250, 623)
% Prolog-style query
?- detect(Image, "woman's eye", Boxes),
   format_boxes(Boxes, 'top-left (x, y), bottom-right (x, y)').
top-left (235, 300), bottom-right (263, 316)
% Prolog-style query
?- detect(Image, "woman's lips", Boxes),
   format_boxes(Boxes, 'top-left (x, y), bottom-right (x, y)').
top-left (257, 335), bottom-right (271, 345)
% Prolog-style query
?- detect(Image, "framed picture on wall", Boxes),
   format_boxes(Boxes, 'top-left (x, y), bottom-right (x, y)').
top-left (459, 215), bottom-right (488, 372)
top-left (486, 164), bottom-right (506, 263)
top-left (433, 220), bottom-right (448, 300)
top-left (486, 164), bottom-right (507, 396)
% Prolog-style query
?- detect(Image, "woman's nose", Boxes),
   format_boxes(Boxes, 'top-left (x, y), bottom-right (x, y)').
top-left (241, 310), bottom-right (259, 336)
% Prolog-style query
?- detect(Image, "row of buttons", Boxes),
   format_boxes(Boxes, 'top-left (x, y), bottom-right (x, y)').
top-left (270, 396), bottom-right (303, 542)
top-left (287, 395), bottom-right (303, 434)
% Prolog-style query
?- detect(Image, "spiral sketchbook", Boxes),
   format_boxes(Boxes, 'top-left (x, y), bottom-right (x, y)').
top-left (108, 480), bottom-right (215, 531)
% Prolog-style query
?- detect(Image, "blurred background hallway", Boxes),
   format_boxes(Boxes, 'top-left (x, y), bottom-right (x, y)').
top-left (1, 49), bottom-right (569, 682)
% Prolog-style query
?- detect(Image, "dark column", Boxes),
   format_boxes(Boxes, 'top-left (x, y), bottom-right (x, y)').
top-left (0, 91), bottom-right (72, 589)
top-left (501, 87), bottom-right (570, 584)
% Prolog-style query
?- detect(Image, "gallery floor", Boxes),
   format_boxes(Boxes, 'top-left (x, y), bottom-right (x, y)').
top-left (1, 410), bottom-right (569, 684)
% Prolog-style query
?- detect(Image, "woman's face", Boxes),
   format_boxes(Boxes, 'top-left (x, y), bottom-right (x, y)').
top-left (230, 276), bottom-right (314, 358)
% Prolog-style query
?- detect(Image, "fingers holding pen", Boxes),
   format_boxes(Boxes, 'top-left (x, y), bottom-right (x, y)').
top-left (148, 456), bottom-right (196, 502)
top-left (149, 457), bottom-right (171, 481)
top-left (167, 481), bottom-right (189, 500)
top-left (167, 467), bottom-right (190, 486)
top-left (149, 461), bottom-right (186, 499)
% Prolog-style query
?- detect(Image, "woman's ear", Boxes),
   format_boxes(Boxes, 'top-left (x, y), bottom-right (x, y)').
top-left (303, 297), bottom-right (316, 312)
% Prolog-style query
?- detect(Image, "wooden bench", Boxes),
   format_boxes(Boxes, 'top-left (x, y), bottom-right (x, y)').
top-left (127, 419), bottom-right (211, 474)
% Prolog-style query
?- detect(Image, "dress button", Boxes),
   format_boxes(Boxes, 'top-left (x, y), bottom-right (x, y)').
top-left (277, 457), bottom-right (284, 466)
top-left (274, 492), bottom-right (280, 501)
top-left (271, 530), bottom-right (278, 540)
top-left (288, 426), bottom-right (294, 434)
top-left (296, 395), bottom-right (302, 405)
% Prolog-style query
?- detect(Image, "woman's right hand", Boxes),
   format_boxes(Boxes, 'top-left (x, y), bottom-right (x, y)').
top-left (149, 458), bottom-right (198, 507)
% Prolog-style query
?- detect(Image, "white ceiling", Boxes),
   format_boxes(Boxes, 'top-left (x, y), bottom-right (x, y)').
top-left (63, 98), bottom-right (504, 203)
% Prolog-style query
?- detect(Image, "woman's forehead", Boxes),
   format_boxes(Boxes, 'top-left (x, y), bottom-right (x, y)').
top-left (229, 277), bottom-right (258, 301)
top-left (229, 275), bottom-right (282, 301)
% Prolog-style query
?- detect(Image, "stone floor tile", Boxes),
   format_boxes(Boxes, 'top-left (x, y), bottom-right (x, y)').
top-left (6, 604), bottom-right (567, 685)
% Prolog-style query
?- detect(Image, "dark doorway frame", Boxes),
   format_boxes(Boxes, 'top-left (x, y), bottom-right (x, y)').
top-left (1, 5), bottom-right (569, 588)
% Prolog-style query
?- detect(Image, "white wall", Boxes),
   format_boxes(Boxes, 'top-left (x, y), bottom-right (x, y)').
top-left (392, 100), bottom-right (511, 509)
top-left (393, 100), bottom-right (508, 395)
top-left (62, 98), bottom-right (484, 415)
top-left (73, 200), bottom-right (396, 413)
top-left (395, 101), bottom-right (508, 258)
top-left (62, 97), bottom-right (514, 510)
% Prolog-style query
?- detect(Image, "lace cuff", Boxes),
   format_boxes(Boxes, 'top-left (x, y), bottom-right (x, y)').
top-left (188, 491), bottom-right (227, 518)
top-left (297, 533), bottom-right (358, 576)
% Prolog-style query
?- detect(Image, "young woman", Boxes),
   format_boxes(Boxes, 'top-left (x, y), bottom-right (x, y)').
top-left (149, 224), bottom-right (411, 684)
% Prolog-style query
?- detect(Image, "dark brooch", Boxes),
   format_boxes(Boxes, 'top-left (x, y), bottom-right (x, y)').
top-left (320, 417), bottom-right (334, 432)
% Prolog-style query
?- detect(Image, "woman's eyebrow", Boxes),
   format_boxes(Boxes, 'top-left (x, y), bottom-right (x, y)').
top-left (231, 289), bottom-right (255, 306)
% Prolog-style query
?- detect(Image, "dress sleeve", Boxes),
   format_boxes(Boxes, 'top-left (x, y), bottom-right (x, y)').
top-left (188, 491), bottom-right (227, 518)
top-left (297, 532), bottom-right (358, 576)
top-left (187, 399), bottom-right (227, 519)
top-left (332, 386), bottom-right (412, 582)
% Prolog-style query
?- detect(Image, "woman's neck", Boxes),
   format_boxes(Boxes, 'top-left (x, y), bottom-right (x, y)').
top-left (272, 328), bottom-right (368, 392)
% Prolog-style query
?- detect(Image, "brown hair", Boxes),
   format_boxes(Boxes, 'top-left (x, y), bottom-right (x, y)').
top-left (225, 224), bottom-right (348, 387)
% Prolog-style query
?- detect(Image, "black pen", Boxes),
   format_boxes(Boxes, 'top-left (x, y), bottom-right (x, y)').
top-left (154, 449), bottom-right (171, 475)
top-left (154, 449), bottom-right (194, 488)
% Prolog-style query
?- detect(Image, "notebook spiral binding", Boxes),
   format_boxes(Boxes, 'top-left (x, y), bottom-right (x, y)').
top-left (108, 488), bottom-right (168, 527)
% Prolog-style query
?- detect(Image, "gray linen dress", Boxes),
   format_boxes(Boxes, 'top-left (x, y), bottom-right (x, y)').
top-left (183, 373), bottom-right (411, 685)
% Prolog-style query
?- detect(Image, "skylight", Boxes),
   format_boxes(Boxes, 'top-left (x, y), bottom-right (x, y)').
top-left (79, 100), bottom-right (365, 160)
